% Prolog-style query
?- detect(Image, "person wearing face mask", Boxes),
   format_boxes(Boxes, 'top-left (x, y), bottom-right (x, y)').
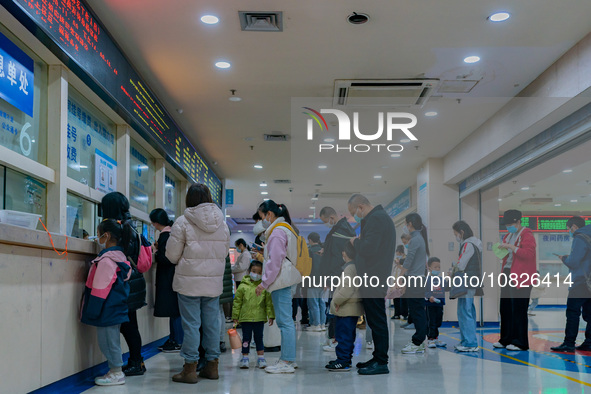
top-left (496, 209), bottom-right (536, 351)
top-left (392, 245), bottom-right (408, 320)
top-left (319, 206), bottom-right (355, 351)
top-left (425, 257), bottom-right (446, 349)
top-left (551, 216), bottom-right (591, 353)
top-left (252, 212), bottom-right (266, 246)
top-left (451, 220), bottom-right (483, 352)
top-left (233, 239), bottom-right (252, 289)
top-left (347, 194), bottom-right (395, 375)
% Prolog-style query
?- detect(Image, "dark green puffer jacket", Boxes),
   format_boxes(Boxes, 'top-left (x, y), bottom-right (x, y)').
top-left (219, 255), bottom-right (233, 304)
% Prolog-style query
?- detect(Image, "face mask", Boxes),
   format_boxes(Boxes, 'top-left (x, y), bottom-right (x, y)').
top-left (431, 270), bottom-right (441, 276)
top-left (456, 235), bottom-right (462, 243)
top-left (97, 233), bottom-right (108, 250)
top-left (250, 273), bottom-right (261, 281)
top-left (253, 221), bottom-right (265, 235)
top-left (324, 218), bottom-right (336, 228)
top-left (404, 244), bottom-right (409, 250)
top-left (262, 218), bottom-right (271, 229)
top-left (403, 226), bottom-right (409, 234)
top-left (506, 225), bottom-right (518, 234)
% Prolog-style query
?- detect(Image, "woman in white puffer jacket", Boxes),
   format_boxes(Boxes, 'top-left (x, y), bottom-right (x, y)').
top-left (166, 184), bottom-right (230, 384)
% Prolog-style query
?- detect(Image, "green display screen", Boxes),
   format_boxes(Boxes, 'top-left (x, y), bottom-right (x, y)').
top-left (499, 216), bottom-right (591, 232)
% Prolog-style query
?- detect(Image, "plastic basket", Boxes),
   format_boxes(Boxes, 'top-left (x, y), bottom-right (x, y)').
top-left (0, 210), bottom-right (41, 230)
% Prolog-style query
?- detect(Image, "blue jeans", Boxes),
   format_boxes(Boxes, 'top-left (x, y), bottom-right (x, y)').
top-left (457, 288), bottom-right (478, 348)
top-left (96, 325), bottom-right (123, 369)
top-left (335, 316), bottom-right (358, 364)
top-left (169, 316), bottom-right (184, 344)
top-left (178, 294), bottom-right (221, 363)
top-left (307, 288), bottom-right (326, 326)
top-left (271, 285), bottom-right (296, 362)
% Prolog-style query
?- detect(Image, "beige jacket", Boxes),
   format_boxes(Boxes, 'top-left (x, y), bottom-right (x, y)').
top-left (166, 203), bottom-right (230, 297)
top-left (330, 262), bottom-right (364, 317)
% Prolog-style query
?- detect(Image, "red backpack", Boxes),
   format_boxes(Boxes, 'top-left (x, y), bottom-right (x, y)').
top-left (131, 232), bottom-right (153, 274)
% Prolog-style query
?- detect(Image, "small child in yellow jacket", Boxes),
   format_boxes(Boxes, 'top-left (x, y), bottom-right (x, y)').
top-left (325, 242), bottom-right (363, 372)
top-left (232, 261), bottom-right (275, 369)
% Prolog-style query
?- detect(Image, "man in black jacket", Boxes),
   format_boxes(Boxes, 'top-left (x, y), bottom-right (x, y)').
top-left (348, 194), bottom-right (395, 376)
top-left (319, 206), bottom-right (356, 346)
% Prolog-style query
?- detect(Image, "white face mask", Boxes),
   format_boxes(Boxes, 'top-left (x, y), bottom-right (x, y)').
top-left (97, 233), bottom-right (108, 250)
top-left (250, 273), bottom-right (262, 282)
top-left (253, 221), bottom-right (265, 235)
top-left (262, 218), bottom-right (271, 228)
top-left (324, 218), bottom-right (337, 228)
top-left (456, 235), bottom-right (462, 243)
top-left (402, 225), bottom-right (410, 234)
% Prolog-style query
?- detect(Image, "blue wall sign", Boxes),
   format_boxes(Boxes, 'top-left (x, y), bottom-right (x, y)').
top-left (385, 187), bottom-right (411, 218)
top-left (225, 189), bottom-right (234, 206)
top-left (0, 31), bottom-right (34, 117)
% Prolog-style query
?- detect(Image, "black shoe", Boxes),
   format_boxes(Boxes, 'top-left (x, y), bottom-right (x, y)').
top-left (160, 339), bottom-right (180, 353)
top-left (391, 315), bottom-right (400, 320)
top-left (328, 362), bottom-right (352, 372)
top-left (123, 358), bottom-right (146, 376)
top-left (357, 362), bottom-right (389, 375)
top-left (220, 341), bottom-right (227, 353)
top-left (325, 359), bottom-right (338, 369)
top-left (356, 358), bottom-right (376, 369)
top-left (576, 343), bottom-right (591, 351)
top-left (551, 344), bottom-right (575, 353)
top-left (264, 346), bottom-right (281, 352)
top-left (196, 358), bottom-right (207, 372)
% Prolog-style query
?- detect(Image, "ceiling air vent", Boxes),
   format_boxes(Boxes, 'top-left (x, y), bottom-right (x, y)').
top-left (521, 198), bottom-right (553, 205)
top-left (273, 179), bottom-right (291, 184)
top-left (333, 79), bottom-right (439, 108)
top-left (239, 11), bottom-right (283, 32)
top-left (438, 80), bottom-right (480, 94)
top-left (263, 134), bottom-right (289, 142)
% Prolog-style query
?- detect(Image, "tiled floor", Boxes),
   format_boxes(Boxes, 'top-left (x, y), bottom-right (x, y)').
top-left (82, 307), bottom-right (591, 393)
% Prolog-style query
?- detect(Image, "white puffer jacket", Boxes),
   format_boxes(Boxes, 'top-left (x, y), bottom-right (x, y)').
top-left (166, 203), bottom-right (230, 297)
top-left (263, 217), bottom-right (302, 292)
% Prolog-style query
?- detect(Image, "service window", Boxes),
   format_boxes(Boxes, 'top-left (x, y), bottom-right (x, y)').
top-left (66, 193), bottom-right (97, 238)
top-left (0, 25), bottom-right (48, 164)
top-left (129, 140), bottom-right (155, 213)
top-left (4, 167), bottom-right (46, 227)
top-left (67, 88), bottom-right (117, 191)
top-left (164, 171), bottom-right (180, 220)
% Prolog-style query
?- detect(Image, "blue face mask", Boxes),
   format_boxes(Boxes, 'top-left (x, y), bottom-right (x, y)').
top-left (506, 225), bottom-right (518, 233)
top-left (404, 244), bottom-right (408, 249)
top-left (431, 270), bottom-right (441, 276)
top-left (354, 214), bottom-right (362, 223)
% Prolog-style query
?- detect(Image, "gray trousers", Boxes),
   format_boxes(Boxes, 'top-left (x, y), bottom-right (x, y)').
top-left (97, 325), bottom-right (123, 369)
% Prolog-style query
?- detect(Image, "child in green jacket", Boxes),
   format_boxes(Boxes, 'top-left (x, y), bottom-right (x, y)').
top-left (232, 261), bottom-right (275, 369)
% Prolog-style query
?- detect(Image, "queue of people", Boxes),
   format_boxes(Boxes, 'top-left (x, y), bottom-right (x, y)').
top-left (81, 185), bottom-right (589, 386)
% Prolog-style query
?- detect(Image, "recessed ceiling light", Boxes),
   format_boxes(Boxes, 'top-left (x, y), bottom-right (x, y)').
top-left (425, 111), bottom-right (438, 117)
top-left (260, 182), bottom-right (267, 187)
top-left (254, 164), bottom-right (263, 169)
top-left (498, 198), bottom-right (502, 202)
top-left (225, 214), bottom-right (230, 218)
top-left (521, 186), bottom-right (530, 191)
top-left (229, 96), bottom-right (242, 102)
top-left (324, 138), bottom-right (335, 143)
top-left (318, 165), bottom-right (327, 169)
top-left (400, 139), bottom-right (411, 143)
top-left (374, 175), bottom-right (382, 179)
top-left (307, 220), bottom-right (312, 223)
top-left (309, 214), bottom-right (314, 218)
top-left (571, 199), bottom-right (578, 203)
top-left (263, 198), bottom-right (269, 201)
top-left (488, 12), bottom-right (510, 22)
top-left (391, 153), bottom-right (400, 158)
top-left (201, 15), bottom-right (220, 24)
top-left (215, 61), bottom-right (231, 69)
top-left (311, 197), bottom-right (318, 201)
top-left (464, 56), bottom-right (481, 64)
top-left (555, 204), bottom-right (562, 207)
top-left (310, 206), bottom-right (315, 209)
top-left (237, 230), bottom-right (243, 233)
top-left (261, 191), bottom-right (268, 195)
top-left (563, 169), bottom-right (573, 173)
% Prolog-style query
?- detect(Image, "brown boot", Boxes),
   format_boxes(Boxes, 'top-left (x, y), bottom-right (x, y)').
top-left (198, 359), bottom-right (219, 380)
top-left (172, 362), bottom-right (198, 384)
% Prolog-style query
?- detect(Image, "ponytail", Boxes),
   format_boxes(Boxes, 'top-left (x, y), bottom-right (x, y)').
top-left (259, 200), bottom-right (298, 234)
top-left (405, 212), bottom-right (430, 257)
top-left (420, 225), bottom-right (430, 257)
top-left (98, 218), bottom-right (136, 257)
top-left (149, 208), bottom-right (174, 227)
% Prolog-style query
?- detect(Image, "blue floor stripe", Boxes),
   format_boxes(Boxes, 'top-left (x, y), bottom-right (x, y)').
top-left (29, 337), bottom-right (169, 394)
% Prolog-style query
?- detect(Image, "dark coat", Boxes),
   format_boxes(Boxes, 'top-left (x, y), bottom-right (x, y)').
top-left (219, 255), bottom-right (234, 304)
top-left (153, 231), bottom-right (180, 317)
top-left (321, 218), bottom-right (356, 277)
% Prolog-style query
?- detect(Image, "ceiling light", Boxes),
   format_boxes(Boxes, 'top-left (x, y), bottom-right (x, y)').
top-left (309, 214), bottom-right (314, 218)
top-left (79, 165), bottom-right (88, 169)
top-left (347, 12), bottom-right (370, 25)
top-left (521, 186), bottom-right (530, 191)
top-left (555, 204), bottom-right (562, 207)
top-left (425, 111), bottom-right (438, 117)
top-left (254, 164), bottom-right (263, 169)
top-left (563, 169), bottom-right (573, 173)
top-left (229, 89), bottom-right (241, 102)
top-left (307, 220), bottom-right (312, 223)
top-left (374, 175), bottom-right (382, 179)
top-left (324, 138), bottom-right (335, 143)
top-left (311, 197), bottom-right (318, 201)
top-left (261, 191), bottom-right (268, 195)
top-left (260, 182), bottom-right (267, 187)
top-left (400, 139), bottom-right (411, 143)
top-left (215, 61), bottom-right (231, 69)
top-left (488, 12), bottom-right (510, 22)
top-left (464, 56), bottom-right (481, 64)
top-left (310, 207), bottom-right (315, 209)
top-left (318, 165), bottom-right (327, 169)
top-left (571, 199), bottom-right (578, 203)
top-left (225, 214), bottom-right (230, 218)
top-left (237, 230), bottom-right (243, 233)
top-left (498, 198), bottom-right (502, 202)
top-left (201, 15), bottom-right (219, 24)
top-left (263, 198), bottom-right (269, 201)
top-left (391, 153), bottom-right (400, 158)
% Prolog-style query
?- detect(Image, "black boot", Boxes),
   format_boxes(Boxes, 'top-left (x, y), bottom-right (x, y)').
top-left (123, 358), bottom-right (146, 376)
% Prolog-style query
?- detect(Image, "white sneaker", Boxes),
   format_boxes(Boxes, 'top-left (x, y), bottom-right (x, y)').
top-left (506, 344), bottom-right (525, 351)
top-left (323, 341), bottom-right (338, 352)
top-left (456, 345), bottom-right (479, 352)
top-left (401, 342), bottom-right (425, 354)
top-left (427, 340), bottom-right (436, 348)
top-left (240, 358), bottom-right (250, 369)
top-left (257, 358), bottom-right (267, 369)
top-left (95, 371), bottom-right (125, 386)
top-left (306, 325), bottom-right (324, 332)
top-left (265, 360), bottom-right (296, 374)
top-left (493, 342), bottom-right (505, 349)
top-left (434, 339), bottom-right (447, 348)
top-left (366, 341), bottom-right (374, 350)
top-left (320, 324), bottom-right (327, 331)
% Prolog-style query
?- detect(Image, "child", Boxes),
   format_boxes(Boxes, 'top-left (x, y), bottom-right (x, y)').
top-left (81, 219), bottom-right (133, 386)
top-left (232, 261), bottom-right (275, 369)
top-left (325, 242), bottom-right (363, 372)
top-left (425, 257), bottom-right (446, 348)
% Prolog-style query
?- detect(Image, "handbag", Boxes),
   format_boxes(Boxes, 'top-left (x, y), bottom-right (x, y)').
top-left (227, 324), bottom-right (242, 350)
top-left (449, 242), bottom-right (482, 299)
